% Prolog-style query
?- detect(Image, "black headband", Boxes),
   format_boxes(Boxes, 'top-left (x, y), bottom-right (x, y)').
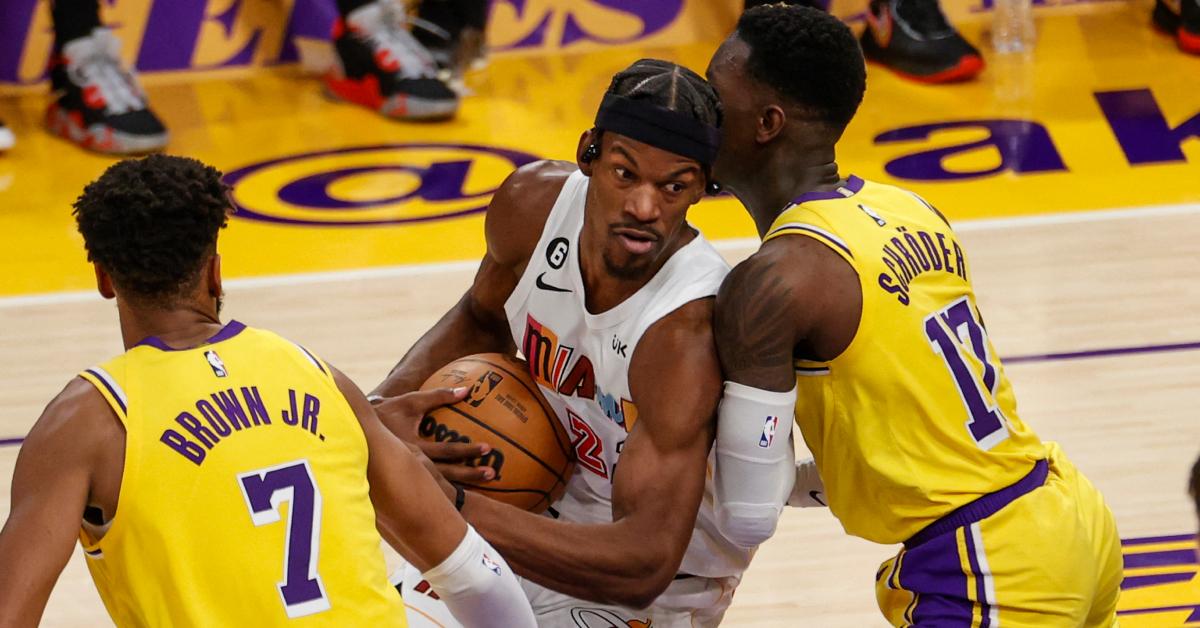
top-left (593, 93), bottom-right (721, 166)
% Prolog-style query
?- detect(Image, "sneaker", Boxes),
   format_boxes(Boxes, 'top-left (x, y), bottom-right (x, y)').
top-left (0, 120), bottom-right (13, 151)
top-left (45, 28), bottom-right (168, 154)
top-left (417, 20), bottom-right (488, 81)
top-left (1153, 0), bottom-right (1200, 54)
top-left (423, 25), bottom-right (487, 95)
top-left (325, 0), bottom-right (459, 121)
top-left (861, 0), bottom-right (985, 83)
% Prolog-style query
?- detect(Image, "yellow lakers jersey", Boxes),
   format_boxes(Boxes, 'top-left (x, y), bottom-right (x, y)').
top-left (77, 321), bottom-right (406, 627)
top-left (763, 176), bottom-right (1046, 545)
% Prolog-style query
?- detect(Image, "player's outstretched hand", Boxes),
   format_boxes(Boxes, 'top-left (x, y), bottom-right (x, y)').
top-left (372, 388), bottom-right (498, 484)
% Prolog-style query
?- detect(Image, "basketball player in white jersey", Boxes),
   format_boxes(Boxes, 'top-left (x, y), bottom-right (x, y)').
top-left (370, 60), bottom-right (754, 626)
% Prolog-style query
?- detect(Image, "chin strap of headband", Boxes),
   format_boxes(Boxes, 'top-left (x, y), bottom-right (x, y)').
top-left (593, 93), bottom-right (721, 166)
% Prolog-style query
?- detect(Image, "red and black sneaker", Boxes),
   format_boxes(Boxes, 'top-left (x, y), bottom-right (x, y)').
top-left (45, 28), bottom-right (168, 155)
top-left (861, 0), bottom-right (985, 83)
top-left (1153, 0), bottom-right (1200, 54)
top-left (325, 0), bottom-right (459, 121)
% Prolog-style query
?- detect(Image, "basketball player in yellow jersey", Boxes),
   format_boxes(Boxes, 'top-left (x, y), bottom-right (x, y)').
top-left (703, 6), bottom-right (1123, 626)
top-left (0, 155), bottom-right (536, 628)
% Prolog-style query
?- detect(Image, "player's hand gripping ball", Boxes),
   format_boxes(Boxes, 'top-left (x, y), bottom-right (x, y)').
top-left (419, 354), bottom-right (574, 513)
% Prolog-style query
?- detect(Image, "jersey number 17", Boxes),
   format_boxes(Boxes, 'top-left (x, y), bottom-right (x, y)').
top-left (924, 297), bottom-right (1011, 450)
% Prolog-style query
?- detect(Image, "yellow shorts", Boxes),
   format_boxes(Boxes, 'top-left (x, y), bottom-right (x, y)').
top-left (876, 443), bottom-right (1123, 627)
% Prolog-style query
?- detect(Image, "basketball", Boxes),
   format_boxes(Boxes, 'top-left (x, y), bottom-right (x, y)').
top-left (419, 353), bottom-right (573, 513)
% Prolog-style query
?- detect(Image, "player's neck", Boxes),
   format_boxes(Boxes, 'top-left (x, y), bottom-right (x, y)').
top-left (578, 226), bottom-right (696, 314)
top-left (735, 148), bottom-right (841, 239)
top-left (117, 301), bottom-right (224, 351)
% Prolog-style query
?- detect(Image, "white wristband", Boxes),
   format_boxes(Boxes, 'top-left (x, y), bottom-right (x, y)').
top-left (422, 526), bottom-right (536, 627)
top-left (713, 382), bottom-right (798, 548)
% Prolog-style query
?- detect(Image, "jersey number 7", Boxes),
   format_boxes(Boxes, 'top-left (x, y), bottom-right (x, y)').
top-left (924, 297), bottom-right (1010, 450)
top-left (238, 459), bottom-right (330, 618)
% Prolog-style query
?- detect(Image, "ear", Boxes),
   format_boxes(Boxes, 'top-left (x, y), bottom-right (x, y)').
top-left (690, 175), bottom-right (708, 205)
top-left (576, 128), bottom-right (599, 176)
top-left (757, 104), bottom-right (787, 144)
top-left (207, 254), bottom-right (223, 299)
top-left (94, 264), bottom-right (116, 300)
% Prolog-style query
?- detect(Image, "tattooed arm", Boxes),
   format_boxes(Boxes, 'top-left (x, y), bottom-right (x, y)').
top-left (715, 236), bottom-right (861, 383)
top-left (713, 246), bottom-right (803, 392)
top-left (709, 237), bottom-right (861, 544)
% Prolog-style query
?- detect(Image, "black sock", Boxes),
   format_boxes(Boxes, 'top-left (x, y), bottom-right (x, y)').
top-left (52, 0), bottom-right (102, 53)
top-left (416, 0), bottom-right (489, 48)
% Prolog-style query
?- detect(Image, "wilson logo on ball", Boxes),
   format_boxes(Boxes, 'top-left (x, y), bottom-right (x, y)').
top-left (417, 414), bottom-right (507, 479)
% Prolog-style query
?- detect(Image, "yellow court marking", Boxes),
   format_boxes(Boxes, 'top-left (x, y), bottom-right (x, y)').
top-left (2, 4), bottom-right (1199, 297)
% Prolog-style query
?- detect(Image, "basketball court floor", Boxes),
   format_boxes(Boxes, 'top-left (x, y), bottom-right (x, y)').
top-left (1, 0), bottom-right (1199, 625)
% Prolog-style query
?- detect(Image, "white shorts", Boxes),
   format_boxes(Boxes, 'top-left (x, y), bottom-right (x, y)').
top-left (397, 563), bottom-right (738, 628)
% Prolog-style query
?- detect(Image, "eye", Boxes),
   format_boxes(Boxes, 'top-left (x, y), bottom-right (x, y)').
top-left (614, 167), bottom-right (634, 180)
top-left (665, 182), bottom-right (686, 194)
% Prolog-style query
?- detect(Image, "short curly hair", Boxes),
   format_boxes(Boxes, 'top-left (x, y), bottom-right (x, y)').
top-left (736, 3), bottom-right (866, 131)
top-left (74, 155), bottom-right (231, 305)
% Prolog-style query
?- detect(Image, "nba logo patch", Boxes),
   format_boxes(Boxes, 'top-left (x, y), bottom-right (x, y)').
top-left (759, 416), bottom-right (779, 448)
top-left (205, 350), bottom-right (227, 378)
top-left (481, 552), bottom-right (502, 576)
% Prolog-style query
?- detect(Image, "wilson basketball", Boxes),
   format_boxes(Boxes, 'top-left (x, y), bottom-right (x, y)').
top-left (419, 353), bottom-right (573, 513)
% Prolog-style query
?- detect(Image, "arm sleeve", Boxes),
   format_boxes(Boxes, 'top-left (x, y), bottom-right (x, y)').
top-left (421, 525), bottom-right (537, 628)
top-left (712, 382), bottom-right (797, 549)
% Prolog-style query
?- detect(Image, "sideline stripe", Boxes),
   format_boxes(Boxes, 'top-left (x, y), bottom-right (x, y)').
top-left (1005, 341), bottom-right (1200, 364)
top-left (2, 201), bottom-right (1197, 309)
top-left (3, 339), bottom-right (1198, 449)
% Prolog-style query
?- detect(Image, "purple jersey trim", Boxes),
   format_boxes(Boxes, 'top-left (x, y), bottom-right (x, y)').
top-left (906, 459), bottom-right (1048, 549)
top-left (768, 224), bottom-right (855, 259)
top-left (788, 175), bottom-right (865, 205)
top-left (135, 320), bottom-right (247, 351)
top-left (297, 344), bottom-right (328, 375)
top-left (84, 368), bottom-right (127, 414)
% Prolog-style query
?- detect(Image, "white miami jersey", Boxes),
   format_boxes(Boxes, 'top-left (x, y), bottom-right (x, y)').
top-left (503, 170), bottom-right (754, 590)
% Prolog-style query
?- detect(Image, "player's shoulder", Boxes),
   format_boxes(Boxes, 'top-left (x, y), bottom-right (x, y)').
top-left (491, 160), bottom-right (576, 219)
top-left (50, 376), bottom-right (112, 415)
top-left (486, 160), bottom-right (577, 266)
top-left (721, 238), bottom-right (825, 299)
top-left (717, 237), bottom-right (850, 331)
top-left (26, 377), bottom-right (122, 452)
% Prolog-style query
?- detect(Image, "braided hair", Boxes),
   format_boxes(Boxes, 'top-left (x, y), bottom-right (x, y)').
top-left (605, 58), bottom-right (723, 129)
top-left (589, 59), bottom-right (723, 193)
